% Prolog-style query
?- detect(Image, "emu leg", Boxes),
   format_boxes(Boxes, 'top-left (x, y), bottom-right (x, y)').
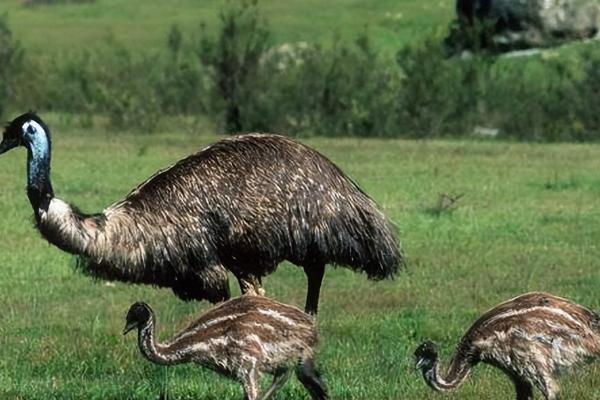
top-left (258, 369), bottom-right (291, 400)
top-left (241, 367), bottom-right (261, 400)
top-left (296, 357), bottom-right (328, 400)
top-left (538, 376), bottom-right (560, 400)
top-left (512, 377), bottom-right (533, 400)
top-left (236, 273), bottom-right (265, 296)
top-left (303, 263), bottom-right (325, 315)
top-left (501, 369), bottom-right (533, 400)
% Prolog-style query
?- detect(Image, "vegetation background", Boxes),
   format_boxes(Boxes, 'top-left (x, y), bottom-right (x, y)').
top-left (0, 0), bottom-right (600, 399)
top-left (1, 0), bottom-right (600, 140)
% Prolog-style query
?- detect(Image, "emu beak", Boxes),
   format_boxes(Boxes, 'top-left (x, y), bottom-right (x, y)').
top-left (122, 322), bottom-right (136, 335)
top-left (415, 358), bottom-right (425, 370)
top-left (0, 138), bottom-right (18, 155)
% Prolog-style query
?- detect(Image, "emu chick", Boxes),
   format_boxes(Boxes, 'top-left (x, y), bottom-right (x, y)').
top-left (415, 292), bottom-right (600, 400)
top-left (124, 295), bottom-right (328, 400)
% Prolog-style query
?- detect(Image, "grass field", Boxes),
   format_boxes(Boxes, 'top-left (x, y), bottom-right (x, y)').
top-left (0, 1), bottom-right (599, 399)
top-left (1, 116), bottom-right (600, 399)
top-left (0, 0), bottom-right (452, 55)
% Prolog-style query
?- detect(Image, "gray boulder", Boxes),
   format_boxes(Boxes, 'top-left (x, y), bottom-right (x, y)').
top-left (448, 0), bottom-right (600, 52)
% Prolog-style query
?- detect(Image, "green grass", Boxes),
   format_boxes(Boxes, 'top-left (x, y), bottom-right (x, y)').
top-left (0, 0), bottom-right (453, 55)
top-left (2, 117), bottom-right (600, 398)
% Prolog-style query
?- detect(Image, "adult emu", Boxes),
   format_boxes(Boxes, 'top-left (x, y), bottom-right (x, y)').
top-left (415, 292), bottom-right (600, 400)
top-left (0, 112), bottom-right (403, 314)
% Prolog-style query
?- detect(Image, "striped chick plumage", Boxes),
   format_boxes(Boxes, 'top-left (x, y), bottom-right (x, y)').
top-left (124, 295), bottom-right (328, 400)
top-left (415, 292), bottom-right (600, 400)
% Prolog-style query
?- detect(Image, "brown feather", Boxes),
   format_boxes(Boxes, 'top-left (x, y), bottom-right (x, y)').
top-left (30, 129), bottom-right (403, 303)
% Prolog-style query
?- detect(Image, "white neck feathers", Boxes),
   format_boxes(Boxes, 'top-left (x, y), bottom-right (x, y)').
top-left (38, 198), bottom-right (96, 254)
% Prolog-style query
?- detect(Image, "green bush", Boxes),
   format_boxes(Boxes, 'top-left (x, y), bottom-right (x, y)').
top-left (569, 48), bottom-right (600, 141)
top-left (396, 37), bottom-right (467, 137)
top-left (6, 0), bottom-right (600, 140)
top-left (277, 34), bottom-right (400, 137)
top-left (197, 0), bottom-right (270, 133)
top-left (0, 14), bottom-right (23, 119)
top-left (197, 0), bottom-right (401, 137)
top-left (395, 37), bottom-right (600, 141)
top-left (159, 25), bottom-right (207, 116)
top-left (28, 34), bottom-right (207, 132)
top-left (220, 34), bottom-right (402, 137)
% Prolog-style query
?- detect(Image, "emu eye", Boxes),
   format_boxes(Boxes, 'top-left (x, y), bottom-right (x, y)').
top-left (26, 124), bottom-right (36, 134)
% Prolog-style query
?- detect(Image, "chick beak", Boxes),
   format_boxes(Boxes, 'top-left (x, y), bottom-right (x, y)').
top-left (415, 358), bottom-right (425, 370)
top-left (123, 322), bottom-right (136, 335)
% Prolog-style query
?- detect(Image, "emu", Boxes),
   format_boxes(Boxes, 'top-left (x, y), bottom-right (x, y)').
top-left (123, 296), bottom-right (328, 400)
top-left (0, 112), bottom-right (403, 314)
top-left (414, 292), bottom-right (600, 400)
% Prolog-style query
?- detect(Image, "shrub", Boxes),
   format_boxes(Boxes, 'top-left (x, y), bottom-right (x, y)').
top-left (396, 37), bottom-right (465, 137)
top-left (198, 2), bottom-right (401, 137)
top-left (260, 34), bottom-right (401, 137)
top-left (569, 47), bottom-right (600, 140)
top-left (88, 40), bottom-right (206, 131)
top-left (0, 14), bottom-right (23, 119)
top-left (31, 34), bottom-right (207, 132)
top-left (157, 25), bottom-right (206, 116)
top-left (6, 0), bottom-right (600, 141)
top-left (395, 36), bottom-right (600, 141)
top-left (198, 0), bottom-right (270, 133)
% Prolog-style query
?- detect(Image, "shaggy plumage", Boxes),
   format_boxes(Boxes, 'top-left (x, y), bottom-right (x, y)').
top-left (1, 112), bottom-right (404, 312)
top-left (124, 295), bottom-right (328, 400)
top-left (414, 292), bottom-right (600, 400)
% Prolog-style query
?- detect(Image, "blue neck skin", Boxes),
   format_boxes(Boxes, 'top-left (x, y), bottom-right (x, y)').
top-left (24, 123), bottom-right (54, 214)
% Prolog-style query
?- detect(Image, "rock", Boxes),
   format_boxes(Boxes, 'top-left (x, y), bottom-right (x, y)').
top-left (447, 0), bottom-right (600, 52)
top-left (473, 126), bottom-right (500, 137)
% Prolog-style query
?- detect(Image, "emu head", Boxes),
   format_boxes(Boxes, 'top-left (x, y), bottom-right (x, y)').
top-left (123, 302), bottom-right (153, 335)
top-left (0, 112), bottom-right (50, 156)
top-left (414, 340), bottom-right (439, 371)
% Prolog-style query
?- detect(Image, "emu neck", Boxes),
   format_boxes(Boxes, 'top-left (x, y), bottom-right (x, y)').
top-left (26, 132), bottom-right (54, 216)
top-left (421, 356), bottom-right (471, 392)
top-left (138, 318), bottom-right (174, 366)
